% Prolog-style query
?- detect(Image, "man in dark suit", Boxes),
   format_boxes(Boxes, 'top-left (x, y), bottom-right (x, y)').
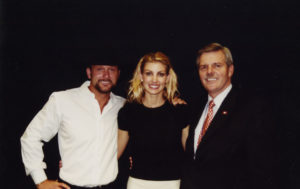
top-left (181, 43), bottom-right (279, 189)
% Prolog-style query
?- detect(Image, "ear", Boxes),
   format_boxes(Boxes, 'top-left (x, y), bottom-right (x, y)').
top-left (228, 64), bottom-right (234, 78)
top-left (86, 67), bottom-right (92, 79)
top-left (139, 72), bottom-right (143, 82)
top-left (117, 69), bottom-right (121, 79)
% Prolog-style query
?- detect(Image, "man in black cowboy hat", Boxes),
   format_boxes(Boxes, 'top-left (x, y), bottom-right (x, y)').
top-left (21, 48), bottom-right (125, 189)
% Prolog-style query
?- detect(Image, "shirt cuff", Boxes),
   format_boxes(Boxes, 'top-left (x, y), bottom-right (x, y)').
top-left (30, 169), bottom-right (47, 185)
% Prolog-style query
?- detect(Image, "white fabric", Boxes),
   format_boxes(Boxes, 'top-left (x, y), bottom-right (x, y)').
top-left (21, 81), bottom-right (125, 187)
top-left (127, 176), bottom-right (180, 189)
top-left (194, 84), bottom-right (232, 153)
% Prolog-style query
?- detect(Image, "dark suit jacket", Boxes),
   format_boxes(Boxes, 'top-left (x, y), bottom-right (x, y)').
top-left (181, 87), bottom-right (279, 189)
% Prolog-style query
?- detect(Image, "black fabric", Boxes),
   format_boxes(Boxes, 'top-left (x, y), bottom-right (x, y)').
top-left (181, 88), bottom-right (280, 189)
top-left (118, 101), bottom-right (189, 180)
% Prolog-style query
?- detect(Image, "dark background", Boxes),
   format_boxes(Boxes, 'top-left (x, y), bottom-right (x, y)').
top-left (1, 0), bottom-right (299, 188)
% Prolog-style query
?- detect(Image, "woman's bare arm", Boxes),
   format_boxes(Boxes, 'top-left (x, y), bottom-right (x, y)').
top-left (181, 125), bottom-right (189, 151)
top-left (118, 129), bottom-right (129, 159)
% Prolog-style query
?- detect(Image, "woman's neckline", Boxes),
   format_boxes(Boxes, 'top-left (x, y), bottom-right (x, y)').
top-left (141, 100), bottom-right (167, 109)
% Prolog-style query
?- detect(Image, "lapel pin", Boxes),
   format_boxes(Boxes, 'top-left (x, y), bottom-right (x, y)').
top-left (222, 111), bottom-right (228, 115)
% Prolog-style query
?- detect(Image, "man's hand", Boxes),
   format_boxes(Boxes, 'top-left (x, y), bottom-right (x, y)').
top-left (36, 180), bottom-right (70, 189)
top-left (172, 97), bottom-right (187, 105)
top-left (59, 160), bottom-right (62, 169)
top-left (129, 156), bottom-right (133, 170)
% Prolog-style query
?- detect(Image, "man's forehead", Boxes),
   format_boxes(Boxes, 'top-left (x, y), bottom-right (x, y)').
top-left (92, 65), bottom-right (119, 68)
top-left (199, 61), bottom-right (226, 65)
top-left (199, 52), bottom-right (226, 64)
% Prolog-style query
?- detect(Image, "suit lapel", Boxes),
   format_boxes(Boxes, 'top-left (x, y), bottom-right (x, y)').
top-left (196, 88), bottom-right (238, 156)
top-left (190, 97), bottom-right (207, 131)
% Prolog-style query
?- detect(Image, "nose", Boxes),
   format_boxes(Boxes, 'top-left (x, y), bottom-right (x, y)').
top-left (152, 75), bottom-right (158, 82)
top-left (207, 65), bottom-right (214, 74)
top-left (102, 69), bottom-right (110, 78)
top-left (151, 75), bottom-right (157, 82)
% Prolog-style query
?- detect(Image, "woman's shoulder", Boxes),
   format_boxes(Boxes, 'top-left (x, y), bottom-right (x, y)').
top-left (120, 101), bottom-right (141, 112)
top-left (118, 102), bottom-right (140, 124)
top-left (124, 101), bottom-right (141, 107)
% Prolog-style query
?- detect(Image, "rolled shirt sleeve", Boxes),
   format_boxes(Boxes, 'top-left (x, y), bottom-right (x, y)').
top-left (20, 93), bottom-right (61, 184)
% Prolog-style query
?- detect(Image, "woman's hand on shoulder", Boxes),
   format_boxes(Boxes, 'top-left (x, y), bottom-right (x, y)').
top-left (172, 97), bottom-right (187, 106)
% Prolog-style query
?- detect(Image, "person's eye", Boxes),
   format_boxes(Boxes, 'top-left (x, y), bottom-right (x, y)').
top-left (212, 63), bottom-right (224, 69)
top-left (215, 63), bottom-right (222, 68)
top-left (158, 72), bottom-right (166, 77)
top-left (145, 72), bottom-right (152, 76)
top-left (199, 65), bottom-right (207, 70)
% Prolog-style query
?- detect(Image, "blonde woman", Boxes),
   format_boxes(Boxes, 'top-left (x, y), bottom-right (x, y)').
top-left (118, 52), bottom-right (189, 189)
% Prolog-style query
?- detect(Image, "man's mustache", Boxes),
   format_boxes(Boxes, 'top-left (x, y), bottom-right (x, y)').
top-left (98, 79), bottom-right (113, 83)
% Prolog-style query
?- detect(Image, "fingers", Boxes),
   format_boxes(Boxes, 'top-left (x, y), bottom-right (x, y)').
top-left (172, 98), bottom-right (187, 105)
top-left (59, 160), bottom-right (62, 169)
top-left (129, 156), bottom-right (133, 170)
top-left (36, 180), bottom-right (68, 189)
top-left (57, 182), bottom-right (70, 189)
top-left (177, 99), bottom-right (187, 105)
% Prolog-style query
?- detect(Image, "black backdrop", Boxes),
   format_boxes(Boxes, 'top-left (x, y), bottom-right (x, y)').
top-left (1, 0), bottom-right (299, 188)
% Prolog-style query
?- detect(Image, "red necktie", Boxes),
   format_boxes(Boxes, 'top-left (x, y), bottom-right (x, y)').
top-left (197, 100), bottom-right (215, 146)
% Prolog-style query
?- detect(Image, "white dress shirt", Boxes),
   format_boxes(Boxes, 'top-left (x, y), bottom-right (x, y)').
top-left (21, 81), bottom-right (125, 187)
top-left (194, 84), bottom-right (232, 153)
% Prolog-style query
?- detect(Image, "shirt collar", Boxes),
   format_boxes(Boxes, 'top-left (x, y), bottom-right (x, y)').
top-left (208, 84), bottom-right (232, 107)
top-left (80, 80), bottom-right (117, 104)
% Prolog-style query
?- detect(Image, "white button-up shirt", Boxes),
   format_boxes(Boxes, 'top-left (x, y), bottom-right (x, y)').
top-left (21, 81), bottom-right (125, 187)
top-left (194, 84), bottom-right (232, 153)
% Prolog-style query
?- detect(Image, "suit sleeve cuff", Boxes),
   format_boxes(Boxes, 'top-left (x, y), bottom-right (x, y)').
top-left (30, 169), bottom-right (47, 184)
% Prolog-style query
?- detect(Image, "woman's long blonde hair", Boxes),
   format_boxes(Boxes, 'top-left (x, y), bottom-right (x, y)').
top-left (127, 52), bottom-right (179, 104)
